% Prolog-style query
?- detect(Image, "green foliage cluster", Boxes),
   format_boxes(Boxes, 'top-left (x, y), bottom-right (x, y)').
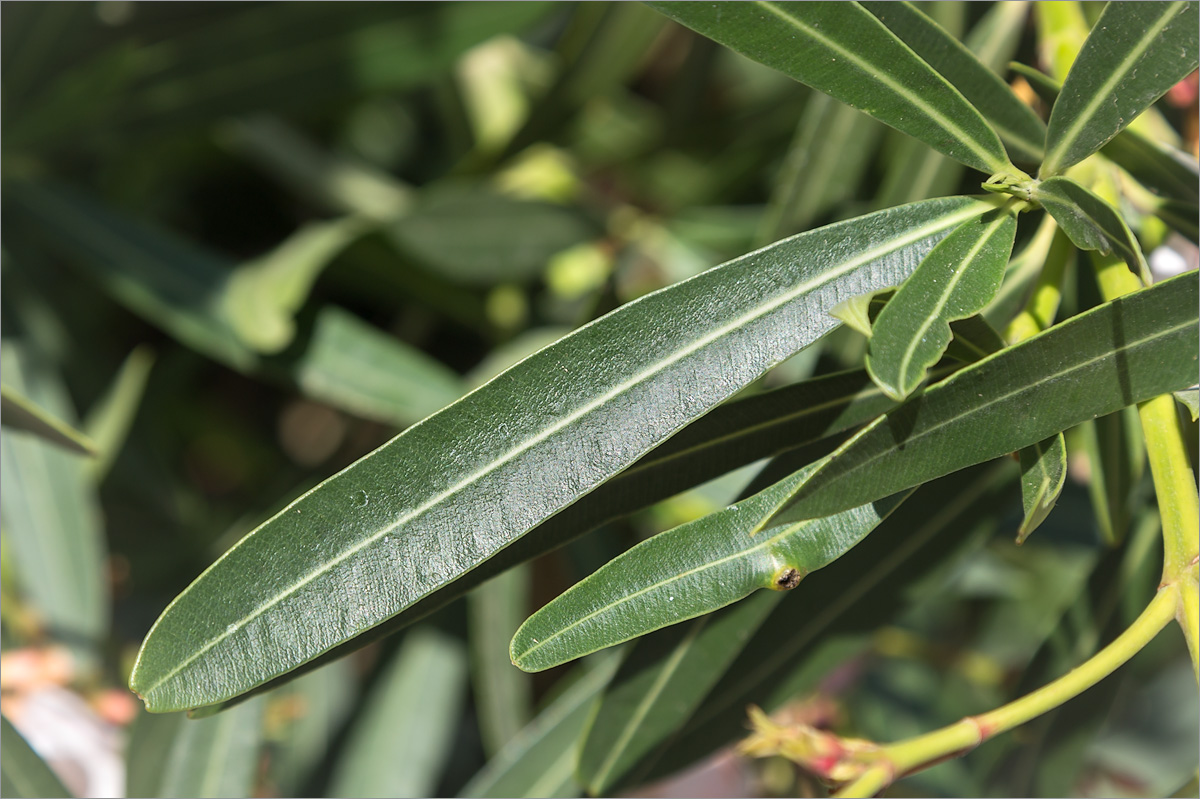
top-left (1, 2), bottom-right (1197, 797)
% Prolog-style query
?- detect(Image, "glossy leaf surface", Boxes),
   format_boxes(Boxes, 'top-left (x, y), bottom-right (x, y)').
top-left (129, 197), bottom-right (991, 712)
top-left (866, 208), bottom-right (1018, 400)
top-left (767, 270), bottom-right (1199, 524)
top-left (1042, 1), bottom-right (1199, 175)
top-left (510, 463), bottom-right (910, 672)
top-left (1035, 176), bottom-right (1151, 284)
top-left (862, 1), bottom-right (1046, 162)
top-left (648, 1), bottom-right (1014, 175)
top-left (1, 716), bottom-right (71, 799)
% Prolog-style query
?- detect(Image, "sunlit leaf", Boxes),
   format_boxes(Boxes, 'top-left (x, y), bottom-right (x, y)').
top-left (1042, 1), bottom-right (1199, 176)
top-left (129, 196), bottom-right (993, 713)
top-left (648, 1), bottom-right (1016, 175)
top-left (1034, 176), bottom-right (1151, 283)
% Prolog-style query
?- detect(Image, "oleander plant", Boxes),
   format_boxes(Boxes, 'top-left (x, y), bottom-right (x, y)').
top-left (1, 2), bottom-right (1197, 797)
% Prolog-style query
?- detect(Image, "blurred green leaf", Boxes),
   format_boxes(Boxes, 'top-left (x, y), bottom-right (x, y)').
top-left (389, 186), bottom-right (600, 286)
top-left (226, 216), bottom-right (370, 354)
top-left (862, 1), bottom-right (1046, 163)
top-left (649, 1), bottom-right (1015, 175)
top-left (263, 659), bottom-right (357, 798)
top-left (82, 345), bottom-right (155, 482)
top-left (329, 630), bottom-right (465, 798)
top-left (1034, 176), bottom-right (1151, 283)
top-left (866, 207), bottom-right (1018, 400)
top-left (460, 654), bottom-right (620, 798)
top-left (1080, 407), bottom-right (1147, 546)
top-left (469, 564), bottom-right (533, 755)
top-left (1, 716), bottom-right (72, 799)
top-left (511, 461), bottom-right (910, 672)
top-left (129, 196), bottom-right (993, 713)
top-left (1017, 434), bottom-right (1068, 543)
top-left (578, 591), bottom-right (780, 796)
top-left (0, 384), bottom-right (96, 456)
top-left (767, 270), bottom-right (1199, 525)
top-left (1042, 1), bottom-right (1199, 176)
top-left (1175, 388), bottom-right (1199, 421)
top-left (0, 342), bottom-right (107, 660)
top-left (126, 698), bottom-right (264, 798)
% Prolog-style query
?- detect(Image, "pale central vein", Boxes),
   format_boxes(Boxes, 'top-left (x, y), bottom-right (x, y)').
top-left (139, 202), bottom-right (986, 698)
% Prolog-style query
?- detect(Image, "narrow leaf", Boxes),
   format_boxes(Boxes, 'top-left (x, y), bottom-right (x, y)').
top-left (1, 716), bottom-right (72, 799)
top-left (329, 629), bottom-right (466, 798)
top-left (82, 345), bottom-right (155, 481)
top-left (862, 1), bottom-right (1046, 162)
top-left (1080, 407), bottom-right (1147, 545)
top-left (1035, 175), bottom-right (1151, 283)
top-left (1175, 387), bottom-right (1199, 421)
top-left (1042, 1), bottom-right (1199, 176)
top-left (129, 196), bottom-right (993, 713)
top-left (0, 384), bottom-right (96, 456)
top-left (510, 462), bottom-right (910, 672)
top-left (460, 655), bottom-right (619, 799)
top-left (647, 1), bottom-right (1015, 175)
top-left (866, 207), bottom-right (1018, 400)
top-left (1017, 434), bottom-right (1068, 543)
top-left (617, 466), bottom-right (1007, 792)
top-left (766, 270), bottom-right (1199, 525)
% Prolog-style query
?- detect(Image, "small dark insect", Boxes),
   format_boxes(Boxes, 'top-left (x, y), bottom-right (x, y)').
top-left (773, 567), bottom-right (803, 590)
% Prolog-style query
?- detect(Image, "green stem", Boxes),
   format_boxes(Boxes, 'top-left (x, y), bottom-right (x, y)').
top-left (833, 587), bottom-right (1179, 798)
top-left (1004, 225), bottom-right (1073, 344)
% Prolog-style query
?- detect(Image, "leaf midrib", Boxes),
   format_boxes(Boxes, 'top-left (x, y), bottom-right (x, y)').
top-left (754, 0), bottom-right (1006, 173)
top-left (136, 202), bottom-right (987, 702)
top-left (780, 314), bottom-right (1195, 519)
top-left (1043, 2), bottom-right (1186, 175)
top-left (514, 515), bottom-right (810, 665)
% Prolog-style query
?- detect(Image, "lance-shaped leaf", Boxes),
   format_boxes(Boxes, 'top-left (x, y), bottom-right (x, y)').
top-left (861, 1), bottom-right (1046, 163)
top-left (510, 461), bottom-right (910, 672)
top-left (1034, 176), bottom-right (1151, 284)
top-left (1175, 388), bottom-right (1199, 421)
top-left (647, 1), bottom-right (1015, 176)
top-left (1017, 435), bottom-right (1068, 544)
top-left (866, 207), bottom-right (1018, 401)
top-left (128, 196), bottom-right (994, 713)
top-left (1, 716), bottom-right (72, 799)
top-left (0, 384), bottom-right (96, 456)
top-left (765, 270), bottom-right (1199, 526)
top-left (1042, 1), bottom-right (1199, 176)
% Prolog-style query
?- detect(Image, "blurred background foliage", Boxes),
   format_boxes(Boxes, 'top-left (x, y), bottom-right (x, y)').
top-left (0, 2), bottom-right (1196, 797)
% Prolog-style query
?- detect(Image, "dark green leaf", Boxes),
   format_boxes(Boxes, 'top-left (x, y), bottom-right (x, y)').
top-left (1042, 1), bottom-right (1199, 175)
top-left (1034, 175), bottom-right (1151, 283)
top-left (1, 716), bottom-right (72, 799)
top-left (0, 384), bottom-right (96, 456)
top-left (647, 1), bottom-right (1016, 175)
top-left (460, 655), bottom-right (620, 798)
top-left (510, 461), bottom-right (910, 672)
top-left (1017, 434), bottom-right (1068, 543)
top-left (129, 196), bottom-right (992, 713)
top-left (866, 207), bottom-right (1018, 400)
top-left (766, 270), bottom-right (1199, 525)
top-left (862, 1), bottom-right (1046, 162)
top-left (329, 629), bottom-right (466, 798)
